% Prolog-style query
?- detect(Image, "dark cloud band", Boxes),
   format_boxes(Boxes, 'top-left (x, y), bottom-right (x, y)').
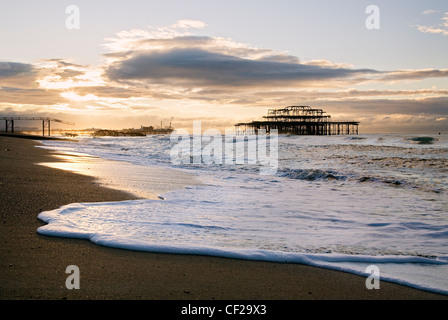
top-left (0, 62), bottom-right (34, 78)
top-left (105, 48), bottom-right (379, 87)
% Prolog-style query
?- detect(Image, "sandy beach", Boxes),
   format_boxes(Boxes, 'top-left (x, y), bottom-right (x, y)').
top-left (1, 135), bottom-right (447, 301)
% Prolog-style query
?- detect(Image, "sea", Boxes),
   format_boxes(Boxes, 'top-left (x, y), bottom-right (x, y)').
top-left (36, 132), bottom-right (448, 295)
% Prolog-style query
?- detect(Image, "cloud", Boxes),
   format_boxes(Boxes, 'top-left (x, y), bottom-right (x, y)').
top-left (103, 25), bottom-right (448, 96)
top-left (423, 10), bottom-right (438, 15)
top-left (105, 47), bottom-right (380, 89)
top-left (416, 25), bottom-right (448, 36)
top-left (0, 86), bottom-right (68, 105)
top-left (254, 88), bottom-right (448, 102)
top-left (35, 58), bottom-right (107, 89)
top-left (359, 113), bottom-right (447, 133)
top-left (0, 62), bottom-right (34, 78)
top-left (103, 20), bottom-right (209, 53)
top-left (335, 96), bottom-right (448, 115)
top-left (0, 61), bottom-right (38, 88)
top-left (0, 61), bottom-right (67, 107)
top-left (171, 19), bottom-right (207, 29)
top-left (382, 69), bottom-right (448, 81)
top-left (415, 12), bottom-right (448, 36)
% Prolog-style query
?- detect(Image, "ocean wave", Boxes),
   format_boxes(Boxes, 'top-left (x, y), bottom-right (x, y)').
top-left (407, 136), bottom-right (437, 145)
top-left (278, 168), bottom-right (446, 194)
top-left (358, 176), bottom-right (405, 186)
top-left (279, 168), bottom-right (412, 188)
top-left (277, 168), bottom-right (411, 189)
top-left (345, 136), bottom-right (366, 141)
top-left (278, 168), bottom-right (347, 181)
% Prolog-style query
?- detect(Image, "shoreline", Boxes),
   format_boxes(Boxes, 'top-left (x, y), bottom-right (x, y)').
top-left (1, 136), bottom-right (447, 300)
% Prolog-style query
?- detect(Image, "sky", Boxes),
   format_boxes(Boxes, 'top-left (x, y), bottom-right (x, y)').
top-left (1, 0), bottom-right (447, 133)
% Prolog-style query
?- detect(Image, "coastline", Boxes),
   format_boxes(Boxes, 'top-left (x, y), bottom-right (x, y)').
top-left (1, 136), bottom-right (447, 300)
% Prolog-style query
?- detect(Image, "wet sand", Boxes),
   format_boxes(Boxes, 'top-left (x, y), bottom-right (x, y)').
top-left (1, 135), bottom-right (447, 301)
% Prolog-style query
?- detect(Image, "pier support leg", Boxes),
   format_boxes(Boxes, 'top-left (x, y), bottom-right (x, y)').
top-left (5, 120), bottom-right (14, 133)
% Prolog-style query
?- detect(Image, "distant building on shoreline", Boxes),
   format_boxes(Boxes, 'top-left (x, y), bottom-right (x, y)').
top-left (92, 121), bottom-right (174, 137)
top-left (235, 106), bottom-right (359, 135)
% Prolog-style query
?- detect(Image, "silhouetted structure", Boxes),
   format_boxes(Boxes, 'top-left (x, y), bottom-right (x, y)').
top-left (235, 106), bottom-right (359, 135)
top-left (1, 117), bottom-right (75, 136)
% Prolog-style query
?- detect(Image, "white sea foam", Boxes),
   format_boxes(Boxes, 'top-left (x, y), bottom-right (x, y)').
top-left (37, 133), bottom-right (448, 295)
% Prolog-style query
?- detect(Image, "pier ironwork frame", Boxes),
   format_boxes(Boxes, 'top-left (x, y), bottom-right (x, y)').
top-left (235, 106), bottom-right (359, 135)
top-left (1, 117), bottom-right (75, 136)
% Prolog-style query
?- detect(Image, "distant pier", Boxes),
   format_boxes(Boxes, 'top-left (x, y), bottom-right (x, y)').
top-left (235, 106), bottom-right (359, 135)
top-left (1, 117), bottom-right (75, 136)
